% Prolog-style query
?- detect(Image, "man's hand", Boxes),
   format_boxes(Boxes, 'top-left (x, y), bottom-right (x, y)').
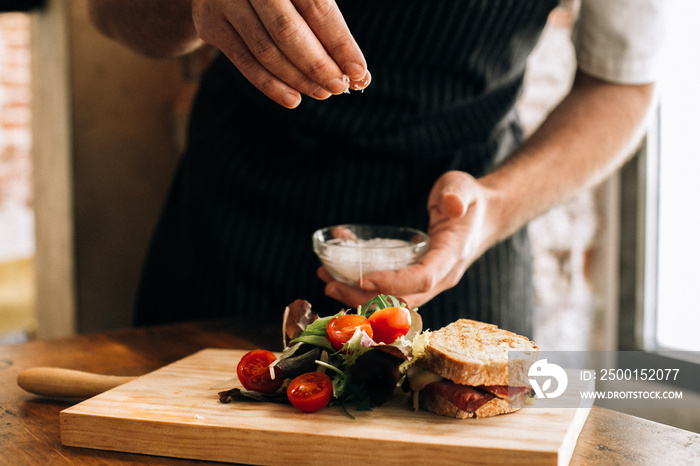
top-left (318, 71), bottom-right (656, 310)
top-left (318, 171), bottom-right (495, 309)
top-left (192, 0), bottom-right (370, 108)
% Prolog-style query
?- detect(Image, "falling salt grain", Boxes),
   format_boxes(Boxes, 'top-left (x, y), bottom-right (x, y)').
top-left (341, 74), bottom-right (351, 94)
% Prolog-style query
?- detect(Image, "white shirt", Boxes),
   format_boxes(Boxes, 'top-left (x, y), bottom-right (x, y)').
top-left (573, 0), bottom-right (665, 84)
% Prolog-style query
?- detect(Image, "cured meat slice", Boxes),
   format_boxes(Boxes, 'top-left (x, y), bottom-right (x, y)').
top-left (479, 385), bottom-right (529, 400)
top-left (424, 381), bottom-right (494, 413)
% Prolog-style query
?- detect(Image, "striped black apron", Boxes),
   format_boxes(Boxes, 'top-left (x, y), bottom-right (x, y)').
top-left (134, 0), bottom-right (560, 337)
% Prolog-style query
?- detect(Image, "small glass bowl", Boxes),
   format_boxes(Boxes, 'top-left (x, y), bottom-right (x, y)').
top-left (312, 224), bottom-right (429, 286)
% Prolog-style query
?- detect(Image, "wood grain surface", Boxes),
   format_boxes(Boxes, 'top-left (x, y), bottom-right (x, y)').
top-left (3, 320), bottom-right (700, 465)
top-left (60, 348), bottom-right (592, 465)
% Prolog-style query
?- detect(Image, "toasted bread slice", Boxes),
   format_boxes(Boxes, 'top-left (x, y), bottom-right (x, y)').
top-left (416, 319), bottom-right (539, 387)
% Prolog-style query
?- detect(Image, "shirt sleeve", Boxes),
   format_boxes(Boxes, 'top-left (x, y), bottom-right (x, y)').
top-left (572, 0), bottom-right (666, 84)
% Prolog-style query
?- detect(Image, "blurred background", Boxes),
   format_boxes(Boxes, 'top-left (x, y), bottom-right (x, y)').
top-left (1, 10), bottom-right (34, 343)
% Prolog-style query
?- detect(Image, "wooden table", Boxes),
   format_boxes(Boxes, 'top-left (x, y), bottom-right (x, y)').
top-left (2, 320), bottom-right (699, 465)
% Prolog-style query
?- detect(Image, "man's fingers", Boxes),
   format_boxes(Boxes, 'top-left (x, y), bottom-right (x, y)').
top-left (325, 272), bottom-right (436, 310)
top-left (440, 192), bottom-right (467, 218)
top-left (192, 0), bottom-right (369, 107)
top-left (192, 3), bottom-right (309, 107)
top-left (251, 0), bottom-right (354, 94)
top-left (428, 171), bottom-right (479, 219)
top-left (321, 246), bottom-right (460, 310)
top-left (292, 0), bottom-right (367, 81)
top-left (209, 22), bottom-right (306, 108)
top-left (225, 2), bottom-right (338, 100)
top-left (360, 243), bottom-right (461, 297)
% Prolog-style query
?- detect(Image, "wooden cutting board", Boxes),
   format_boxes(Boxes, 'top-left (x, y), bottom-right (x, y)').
top-left (60, 349), bottom-right (592, 465)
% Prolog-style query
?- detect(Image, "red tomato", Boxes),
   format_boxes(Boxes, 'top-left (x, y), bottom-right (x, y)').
top-left (236, 349), bottom-right (284, 394)
top-left (326, 314), bottom-right (373, 351)
top-left (367, 306), bottom-right (412, 344)
top-left (287, 372), bottom-right (333, 412)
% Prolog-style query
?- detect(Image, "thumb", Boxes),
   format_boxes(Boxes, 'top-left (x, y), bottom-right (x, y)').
top-left (441, 191), bottom-right (467, 218)
top-left (430, 171), bottom-right (473, 219)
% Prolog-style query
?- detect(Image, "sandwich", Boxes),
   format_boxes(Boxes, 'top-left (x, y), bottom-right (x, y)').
top-left (406, 319), bottom-right (539, 418)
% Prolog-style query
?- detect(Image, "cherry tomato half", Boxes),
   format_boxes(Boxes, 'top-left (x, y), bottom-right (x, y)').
top-left (367, 306), bottom-right (412, 344)
top-left (236, 349), bottom-right (284, 394)
top-left (326, 314), bottom-right (373, 351)
top-left (287, 372), bottom-right (333, 412)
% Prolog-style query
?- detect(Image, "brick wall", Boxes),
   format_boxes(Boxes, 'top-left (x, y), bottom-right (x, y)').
top-left (0, 12), bottom-right (33, 261)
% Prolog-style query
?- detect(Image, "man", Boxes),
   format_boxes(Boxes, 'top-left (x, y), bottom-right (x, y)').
top-left (87, 0), bottom-right (663, 335)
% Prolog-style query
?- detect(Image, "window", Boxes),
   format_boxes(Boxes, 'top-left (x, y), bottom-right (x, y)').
top-left (648, 0), bottom-right (700, 353)
top-left (621, 1), bottom-right (700, 357)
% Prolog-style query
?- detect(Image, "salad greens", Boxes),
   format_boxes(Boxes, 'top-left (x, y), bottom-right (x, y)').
top-left (220, 295), bottom-right (424, 415)
top-left (358, 294), bottom-right (404, 317)
top-left (287, 295), bottom-right (418, 410)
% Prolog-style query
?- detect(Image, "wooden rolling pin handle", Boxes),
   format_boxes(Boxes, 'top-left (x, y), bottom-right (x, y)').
top-left (17, 367), bottom-right (137, 399)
